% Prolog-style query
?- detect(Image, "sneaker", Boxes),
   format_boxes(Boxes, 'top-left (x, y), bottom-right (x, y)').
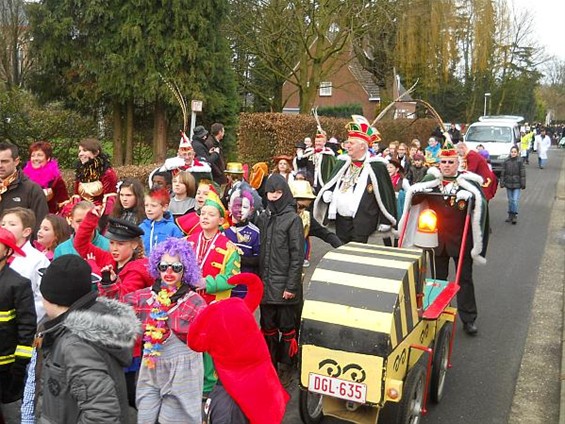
top-left (303, 260), bottom-right (310, 268)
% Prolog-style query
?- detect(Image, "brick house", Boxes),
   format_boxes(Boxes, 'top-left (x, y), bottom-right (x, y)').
top-left (281, 46), bottom-right (416, 121)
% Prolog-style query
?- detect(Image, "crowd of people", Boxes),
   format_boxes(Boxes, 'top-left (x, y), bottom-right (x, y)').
top-left (0, 115), bottom-right (553, 423)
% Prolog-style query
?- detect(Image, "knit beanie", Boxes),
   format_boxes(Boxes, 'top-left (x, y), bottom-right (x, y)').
top-left (40, 255), bottom-right (92, 307)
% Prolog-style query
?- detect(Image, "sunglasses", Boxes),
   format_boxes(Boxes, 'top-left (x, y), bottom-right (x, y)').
top-left (157, 262), bottom-right (184, 273)
top-left (440, 160), bottom-right (456, 164)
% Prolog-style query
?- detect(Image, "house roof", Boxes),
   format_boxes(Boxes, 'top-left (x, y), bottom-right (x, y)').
top-left (348, 60), bottom-right (380, 100)
top-left (397, 78), bottom-right (414, 101)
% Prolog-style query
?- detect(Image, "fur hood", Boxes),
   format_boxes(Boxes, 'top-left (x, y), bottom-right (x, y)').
top-left (63, 297), bottom-right (141, 365)
top-left (398, 168), bottom-right (487, 265)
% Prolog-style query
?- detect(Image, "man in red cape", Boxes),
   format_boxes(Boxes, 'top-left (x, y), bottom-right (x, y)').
top-left (187, 273), bottom-right (289, 423)
top-left (456, 142), bottom-right (498, 201)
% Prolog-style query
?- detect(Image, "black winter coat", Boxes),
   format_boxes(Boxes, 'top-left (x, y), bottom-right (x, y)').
top-left (255, 174), bottom-right (304, 305)
top-left (0, 170), bottom-right (49, 234)
top-left (256, 204), bottom-right (304, 305)
top-left (0, 265), bottom-right (36, 370)
top-left (192, 136), bottom-right (213, 164)
top-left (500, 157), bottom-right (526, 189)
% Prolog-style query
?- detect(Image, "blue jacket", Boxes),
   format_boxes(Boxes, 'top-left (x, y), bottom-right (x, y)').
top-left (140, 212), bottom-right (183, 253)
top-left (53, 231), bottom-right (110, 259)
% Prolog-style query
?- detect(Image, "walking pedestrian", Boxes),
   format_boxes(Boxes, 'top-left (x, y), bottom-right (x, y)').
top-left (500, 146), bottom-right (526, 224)
top-left (534, 128), bottom-right (551, 169)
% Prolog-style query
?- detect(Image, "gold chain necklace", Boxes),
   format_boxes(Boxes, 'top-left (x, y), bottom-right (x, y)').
top-left (340, 164), bottom-right (362, 192)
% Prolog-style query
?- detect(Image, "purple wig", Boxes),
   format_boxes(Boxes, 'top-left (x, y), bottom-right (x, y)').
top-left (148, 238), bottom-right (201, 286)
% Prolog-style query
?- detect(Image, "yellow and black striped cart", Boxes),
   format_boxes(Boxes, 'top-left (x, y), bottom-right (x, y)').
top-left (298, 243), bottom-right (458, 424)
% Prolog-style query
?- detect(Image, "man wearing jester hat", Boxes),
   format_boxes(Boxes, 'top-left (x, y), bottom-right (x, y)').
top-left (398, 139), bottom-right (489, 336)
top-left (313, 115), bottom-right (397, 244)
top-left (148, 131), bottom-right (212, 188)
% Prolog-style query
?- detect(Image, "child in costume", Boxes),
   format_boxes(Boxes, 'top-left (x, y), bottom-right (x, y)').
top-left (224, 182), bottom-right (261, 298)
top-left (0, 229), bottom-right (35, 422)
top-left (271, 155), bottom-right (295, 183)
top-left (105, 238), bottom-right (206, 423)
top-left (187, 273), bottom-right (289, 424)
top-left (255, 174), bottom-right (304, 376)
top-left (140, 187), bottom-right (184, 254)
top-left (187, 191), bottom-right (241, 396)
top-left (176, 179), bottom-right (217, 237)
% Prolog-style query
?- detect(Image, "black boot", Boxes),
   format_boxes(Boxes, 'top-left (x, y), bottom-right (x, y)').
top-left (511, 213), bottom-right (517, 224)
top-left (262, 329), bottom-right (279, 368)
top-left (505, 213), bottom-right (512, 223)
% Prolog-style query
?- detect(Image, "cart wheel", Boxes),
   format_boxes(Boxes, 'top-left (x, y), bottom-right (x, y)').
top-left (430, 323), bottom-right (452, 403)
top-left (299, 389), bottom-right (324, 424)
top-left (391, 364), bottom-right (426, 424)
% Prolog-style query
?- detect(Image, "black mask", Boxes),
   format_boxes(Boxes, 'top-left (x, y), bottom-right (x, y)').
top-left (264, 174), bottom-right (295, 214)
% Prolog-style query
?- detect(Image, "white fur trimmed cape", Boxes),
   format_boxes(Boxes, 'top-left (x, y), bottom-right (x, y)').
top-left (313, 154), bottom-right (398, 228)
top-left (398, 167), bottom-right (488, 265)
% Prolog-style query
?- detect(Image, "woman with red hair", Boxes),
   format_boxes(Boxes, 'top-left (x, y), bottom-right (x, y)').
top-left (23, 141), bottom-right (69, 213)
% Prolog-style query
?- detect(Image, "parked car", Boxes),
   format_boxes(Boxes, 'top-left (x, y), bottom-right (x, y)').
top-left (464, 115), bottom-right (523, 175)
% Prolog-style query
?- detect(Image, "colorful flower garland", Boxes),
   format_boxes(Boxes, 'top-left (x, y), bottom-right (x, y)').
top-left (142, 284), bottom-right (179, 369)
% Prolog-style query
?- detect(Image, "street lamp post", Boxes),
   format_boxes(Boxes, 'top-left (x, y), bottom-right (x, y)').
top-left (483, 92), bottom-right (491, 117)
top-left (190, 100), bottom-right (203, 139)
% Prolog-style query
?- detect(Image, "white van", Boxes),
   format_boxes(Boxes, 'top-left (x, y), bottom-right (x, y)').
top-left (463, 115), bottom-right (523, 174)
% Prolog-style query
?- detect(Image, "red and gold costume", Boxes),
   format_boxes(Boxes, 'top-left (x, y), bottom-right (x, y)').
top-left (187, 231), bottom-right (240, 304)
top-left (461, 150), bottom-right (498, 201)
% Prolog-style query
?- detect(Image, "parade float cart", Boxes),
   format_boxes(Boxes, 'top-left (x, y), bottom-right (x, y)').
top-left (298, 192), bottom-right (475, 424)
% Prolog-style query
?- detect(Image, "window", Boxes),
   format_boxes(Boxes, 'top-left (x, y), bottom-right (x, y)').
top-left (319, 82), bottom-right (332, 97)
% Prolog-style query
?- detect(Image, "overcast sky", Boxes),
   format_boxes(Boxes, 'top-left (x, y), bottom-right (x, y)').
top-left (508, 0), bottom-right (565, 60)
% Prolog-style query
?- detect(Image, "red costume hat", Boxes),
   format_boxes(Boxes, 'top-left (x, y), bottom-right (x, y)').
top-left (345, 114), bottom-right (381, 148)
top-left (0, 228), bottom-right (25, 257)
top-left (187, 273), bottom-right (289, 423)
top-left (315, 128), bottom-right (327, 142)
top-left (273, 154), bottom-right (293, 164)
top-left (439, 139), bottom-right (458, 159)
top-left (179, 130), bottom-right (193, 150)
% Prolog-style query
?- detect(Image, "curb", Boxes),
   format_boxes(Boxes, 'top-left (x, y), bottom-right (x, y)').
top-left (507, 149), bottom-right (565, 424)
top-left (559, 150), bottom-right (565, 424)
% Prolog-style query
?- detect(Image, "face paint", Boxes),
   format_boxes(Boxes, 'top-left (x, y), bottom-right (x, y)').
top-left (231, 197), bottom-right (252, 223)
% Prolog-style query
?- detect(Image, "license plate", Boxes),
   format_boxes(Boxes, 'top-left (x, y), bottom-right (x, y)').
top-left (308, 373), bottom-right (367, 404)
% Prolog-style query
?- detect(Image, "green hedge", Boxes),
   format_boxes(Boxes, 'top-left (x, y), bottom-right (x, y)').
top-left (317, 103), bottom-right (364, 118)
top-left (237, 112), bottom-right (440, 166)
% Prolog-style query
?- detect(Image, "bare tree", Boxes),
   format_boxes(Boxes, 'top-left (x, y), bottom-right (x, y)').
top-left (0, 0), bottom-right (33, 88)
top-left (228, 0), bottom-right (372, 113)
